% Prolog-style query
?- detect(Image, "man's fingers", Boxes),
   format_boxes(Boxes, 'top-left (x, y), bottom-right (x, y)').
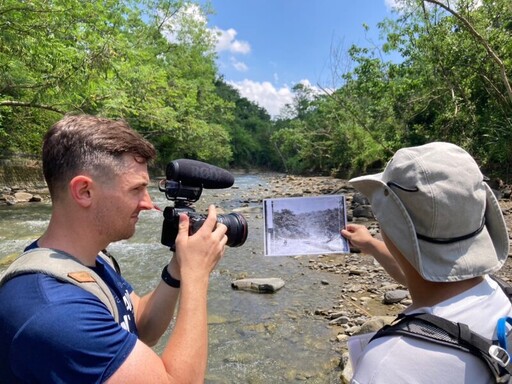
top-left (199, 204), bottom-right (218, 232)
top-left (174, 213), bottom-right (190, 249)
top-left (178, 213), bottom-right (189, 233)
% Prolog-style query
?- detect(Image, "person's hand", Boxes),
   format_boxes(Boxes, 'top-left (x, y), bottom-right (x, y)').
top-left (174, 205), bottom-right (227, 283)
top-left (341, 224), bottom-right (376, 253)
top-left (342, 224), bottom-right (407, 285)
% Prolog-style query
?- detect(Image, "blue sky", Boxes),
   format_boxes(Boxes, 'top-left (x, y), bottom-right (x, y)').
top-left (197, 0), bottom-right (400, 117)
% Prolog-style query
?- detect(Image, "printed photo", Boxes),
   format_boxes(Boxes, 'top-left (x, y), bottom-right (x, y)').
top-left (263, 195), bottom-right (350, 256)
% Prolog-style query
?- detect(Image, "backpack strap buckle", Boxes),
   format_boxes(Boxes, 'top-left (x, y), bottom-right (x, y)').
top-left (489, 345), bottom-right (510, 368)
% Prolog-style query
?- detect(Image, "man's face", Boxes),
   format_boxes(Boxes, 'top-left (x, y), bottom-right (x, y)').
top-left (93, 155), bottom-right (153, 243)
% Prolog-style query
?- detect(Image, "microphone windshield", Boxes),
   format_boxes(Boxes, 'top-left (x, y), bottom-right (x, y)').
top-left (166, 159), bottom-right (234, 189)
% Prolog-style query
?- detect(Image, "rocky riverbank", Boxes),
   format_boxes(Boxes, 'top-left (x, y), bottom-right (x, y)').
top-left (238, 172), bottom-right (512, 383)
top-left (0, 186), bottom-right (49, 205)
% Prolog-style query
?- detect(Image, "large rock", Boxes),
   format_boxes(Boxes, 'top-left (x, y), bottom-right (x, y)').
top-left (231, 277), bottom-right (285, 293)
top-left (13, 191), bottom-right (33, 203)
top-left (352, 205), bottom-right (374, 219)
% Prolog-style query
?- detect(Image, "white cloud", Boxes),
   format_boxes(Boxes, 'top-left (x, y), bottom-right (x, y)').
top-left (161, 6), bottom-right (254, 58)
top-left (212, 27), bottom-right (251, 54)
top-left (225, 79), bottom-right (327, 118)
top-left (161, 3), bottom-right (207, 44)
top-left (230, 57), bottom-right (248, 72)
top-left (227, 79), bottom-right (294, 117)
top-left (384, 0), bottom-right (403, 11)
top-left (298, 79), bottom-right (323, 95)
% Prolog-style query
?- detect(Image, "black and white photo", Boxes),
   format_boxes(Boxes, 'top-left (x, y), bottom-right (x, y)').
top-left (263, 195), bottom-right (350, 256)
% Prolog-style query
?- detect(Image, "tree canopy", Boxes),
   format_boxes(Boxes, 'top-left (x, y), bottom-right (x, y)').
top-left (271, 0), bottom-right (512, 178)
top-left (1, 0), bottom-right (511, 180)
top-left (0, 0), bottom-right (233, 168)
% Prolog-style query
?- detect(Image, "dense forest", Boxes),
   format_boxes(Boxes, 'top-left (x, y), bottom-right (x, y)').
top-left (1, 0), bottom-right (511, 179)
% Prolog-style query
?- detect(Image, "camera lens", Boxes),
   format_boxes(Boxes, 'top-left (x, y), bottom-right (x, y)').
top-left (217, 213), bottom-right (248, 247)
top-left (187, 212), bottom-right (248, 247)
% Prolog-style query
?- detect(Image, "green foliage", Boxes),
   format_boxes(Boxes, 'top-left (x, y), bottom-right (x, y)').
top-left (1, 0), bottom-right (512, 180)
top-left (0, 0), bottom-right (234, 169)
top-left (383, 0), bottom-right (512, 175)
top-left (272, 0), bottom-right (512, 179)
top-left (214, 79), bottom-right (280, 169)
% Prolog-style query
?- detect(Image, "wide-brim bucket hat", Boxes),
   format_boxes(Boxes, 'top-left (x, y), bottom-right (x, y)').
top-left (350, 142), bottom-right (509, 282)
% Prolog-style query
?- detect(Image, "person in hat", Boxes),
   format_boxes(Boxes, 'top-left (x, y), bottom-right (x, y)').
top-left (341, 142), bottom-right (511, 383)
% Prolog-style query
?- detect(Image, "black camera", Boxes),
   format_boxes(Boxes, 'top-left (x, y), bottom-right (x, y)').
top-left (159, 159), bottom-right (248, 251)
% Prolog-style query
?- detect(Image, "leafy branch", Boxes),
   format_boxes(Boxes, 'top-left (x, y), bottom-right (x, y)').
top-left (423, 0), bottom-right (512, 104)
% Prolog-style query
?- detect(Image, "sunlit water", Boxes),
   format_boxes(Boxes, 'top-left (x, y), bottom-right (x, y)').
top-left (0, 174), bottom-right (344, 383)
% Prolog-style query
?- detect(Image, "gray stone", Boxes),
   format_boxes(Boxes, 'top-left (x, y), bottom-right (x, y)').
top-left (329, 315), bottom-right (350, 325)
top-left (5, 195), bottom-right (16, 205)
top-left (14, 191), bottom-right (33, 202)
top-left (352, 192), bottom-right (370, 206)
top-left (352, 205), bottom-right (375, 219)
top-left (340, 351), bottom-right (352, 384)
top-left (231, 277), bottom-right (285, 293)
top-left (383, 289), bottom-right (409, 304)
top-left (356, 316), bottom-right (396, 334)
top-left (29, 194), bottom-right (42, 202)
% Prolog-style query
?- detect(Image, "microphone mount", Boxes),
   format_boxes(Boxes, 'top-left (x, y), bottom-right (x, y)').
top-left (158, 179), bottom-right (202, 204)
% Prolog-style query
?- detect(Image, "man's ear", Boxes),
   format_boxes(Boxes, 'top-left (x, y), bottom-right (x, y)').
top-left (69, 175), bottom-right (94, 207)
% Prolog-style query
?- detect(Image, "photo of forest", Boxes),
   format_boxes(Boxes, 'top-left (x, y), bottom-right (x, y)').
top-left (263, 195), bottom-right (350, 256)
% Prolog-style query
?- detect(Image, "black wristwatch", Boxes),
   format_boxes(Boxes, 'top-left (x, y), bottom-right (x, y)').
top-left (161, 265), bottom-right (181, 288)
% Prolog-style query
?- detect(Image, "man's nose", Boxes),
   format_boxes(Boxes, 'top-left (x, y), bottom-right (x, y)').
top-left (140, 190), bottom-right (153, 210)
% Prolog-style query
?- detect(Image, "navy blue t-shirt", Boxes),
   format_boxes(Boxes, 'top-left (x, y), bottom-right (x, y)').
top-left (0, 243), bottom-right (138, 383)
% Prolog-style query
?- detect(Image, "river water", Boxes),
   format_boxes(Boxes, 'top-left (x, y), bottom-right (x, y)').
top-left (0, 174), bottom-right (345, 383)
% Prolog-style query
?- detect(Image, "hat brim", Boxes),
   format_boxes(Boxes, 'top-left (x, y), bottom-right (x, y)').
top-left (350, 174), bottom-right (509, 282)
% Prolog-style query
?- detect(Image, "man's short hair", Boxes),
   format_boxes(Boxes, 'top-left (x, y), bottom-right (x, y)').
top-left (43, 114), bottom-right (157, 198)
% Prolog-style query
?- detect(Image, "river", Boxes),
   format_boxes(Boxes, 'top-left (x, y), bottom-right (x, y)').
top-left (0, 174), bottom-right (345, 383)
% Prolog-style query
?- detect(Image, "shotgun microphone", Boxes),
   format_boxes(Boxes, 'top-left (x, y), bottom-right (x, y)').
top-left (160, 158), bottom-right (247, 250)
top-left (166, 159), bottom-right (234, 189)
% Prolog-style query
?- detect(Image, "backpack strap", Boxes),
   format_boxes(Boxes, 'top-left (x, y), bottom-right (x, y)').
top-left (100, 248), bottom-right (121, 275)
top-left (0, 248), bottom-right (119, 323)
top-left (491, 275), bottom-right (512, 298)
top-left (370, 313), bottom-right (512, 383)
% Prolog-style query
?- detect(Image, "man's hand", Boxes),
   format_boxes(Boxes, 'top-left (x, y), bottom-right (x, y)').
top-left (174, 204), bottom-right (228, 283)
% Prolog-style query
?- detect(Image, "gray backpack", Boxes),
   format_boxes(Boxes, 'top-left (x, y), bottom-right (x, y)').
top-left (370, 275), bottom-right (512, 383)
top-left (0, 248), bottom-right (119, 322)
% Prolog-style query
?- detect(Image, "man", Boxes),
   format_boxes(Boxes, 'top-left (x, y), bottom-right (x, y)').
top-left (341, 142), bottom-right (512, 383)
top-left (0, 114), bottom-right (228, 383)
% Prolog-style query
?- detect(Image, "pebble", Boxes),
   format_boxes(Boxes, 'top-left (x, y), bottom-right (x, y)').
top-left (383, 290), bottom-right (409, 304)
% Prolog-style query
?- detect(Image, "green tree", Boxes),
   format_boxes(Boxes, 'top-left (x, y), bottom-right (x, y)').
top-left (310, 0), bottom-right (512, 176)
top-left (0, 0), bottom-right (234, 168)
top-left (214, 79), bottom-right (279, 169)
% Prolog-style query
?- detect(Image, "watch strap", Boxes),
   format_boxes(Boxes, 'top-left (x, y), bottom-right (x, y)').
top-left (161, 265), bottom-right (181, 288)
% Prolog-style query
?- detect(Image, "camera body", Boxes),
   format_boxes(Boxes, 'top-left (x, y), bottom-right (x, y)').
top-left (159, 159), bottom-right (248, 251)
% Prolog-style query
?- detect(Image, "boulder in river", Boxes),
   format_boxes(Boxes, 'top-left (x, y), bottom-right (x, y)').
top-left (231, 277), bottom-right (285, 293)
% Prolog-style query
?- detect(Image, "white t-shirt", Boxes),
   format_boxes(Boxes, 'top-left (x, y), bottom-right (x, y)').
top-left (350, 275), bottom-right (512, 384)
